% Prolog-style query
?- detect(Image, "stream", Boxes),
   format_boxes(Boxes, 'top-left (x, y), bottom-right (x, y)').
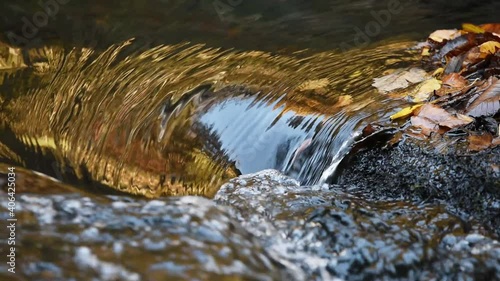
top-left (0, 0), bottom-right (499, 280)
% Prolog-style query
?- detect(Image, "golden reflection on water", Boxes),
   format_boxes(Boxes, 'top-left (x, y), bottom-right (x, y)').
top-left (0, 39), bottom-right (419, 197)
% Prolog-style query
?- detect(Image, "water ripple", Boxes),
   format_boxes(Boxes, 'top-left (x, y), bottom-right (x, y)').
top-left (0, 39), bottom-right (419, 197)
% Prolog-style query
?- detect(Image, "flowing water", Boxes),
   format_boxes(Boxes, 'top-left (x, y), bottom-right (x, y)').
top-left (0, 0), bottom-right (499, 280)
top-left (0, 39), bottom-right (420, 197)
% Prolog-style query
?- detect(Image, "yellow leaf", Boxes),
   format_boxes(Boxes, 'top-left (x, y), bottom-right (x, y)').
top-left (462, 23), bottom-right (485, 34)
top-left (410, 78), bottom-right (442, 102)
top-left (390, 104), bottom-right (423, 120)
top-left (479, 41), bottom-right (500, 54)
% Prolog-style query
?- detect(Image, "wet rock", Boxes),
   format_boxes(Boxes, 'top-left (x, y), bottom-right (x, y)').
top-left (74, 246), bottom-right (140, 281)
top-left (338, 139), bottom-right (500, 237)
top-left (0, 192), bottom-right (289, 281)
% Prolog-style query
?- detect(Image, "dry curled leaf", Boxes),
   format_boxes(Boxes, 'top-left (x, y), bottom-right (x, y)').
top-left (436, 73), bottom-right (468, 96)
top-left (439, 113), bottom-right (474, 128)
top-left (462, 23), bottom-right (485, 34)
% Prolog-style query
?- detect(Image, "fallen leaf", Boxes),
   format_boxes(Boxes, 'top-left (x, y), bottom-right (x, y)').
top-left (435, 86), bottom-right (462, 97)
top-left (441, 73), bottom-right (468, 88)
top-left (362, 124), bottom-right (377, 136)
top-left (479, 41), bottom-right (500, 54)
top-left (480, 23), bottom-right (500, 35)
top-left (372, 68), bottom-right (428, 93)
top-left (444, 54), bottom-right (466, 74)
top-left (413, 104), bottom-right (473, 133)
top-left (390, 104), bottom-right (423, 120)
top-left (439, 113), bottom-right (474, 128)
top-left (468, 133), bottom-right (493, 151)
top-left (463, 46), bottom-right (485, 69)
top-left (466, 77), bottom-right (500, 117)
top-left (462, 23), bottom-right (485, 34)
top-left (410, 116), bottom-right (437, 136)
top-left (336, 95), bottom-right (353, 107)
top-left (437, 33), bottom-right (500, 59)
top-left (410, 78), bottom-right (442, 102)
top-left (428, 29), bottom-right (461, 42)
top-left (432, 67), bottom-right (444, 76)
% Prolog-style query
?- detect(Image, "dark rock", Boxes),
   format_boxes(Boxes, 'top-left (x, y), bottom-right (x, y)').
top-left (338, 139), bottom-right (500, 237)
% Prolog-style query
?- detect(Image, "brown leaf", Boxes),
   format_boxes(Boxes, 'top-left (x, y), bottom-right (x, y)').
top-left (466, 77), bottom-right (500, 117)
top-left (468, 133), bottom-right (493, 151)
top-left (417, 104), bottom-right (455, 125)
top-left (442, 73), bottom-right (468, 88)
top-left (436, 73), bottom-right (468, 96)
top-left (462, 46), bottom-right (486, 70)
top-left (480, 23), bottom-right (500, 35)
top-left (439, 113), bottom-right (474, 128)
top-left (411, 104), bottom-right (473, 134)
top-left (437, 32), bottom-right (500, 59)
top-left (410, 116), bottom-right (437, 136)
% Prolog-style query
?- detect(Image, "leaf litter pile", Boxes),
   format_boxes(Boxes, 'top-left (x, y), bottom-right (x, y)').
top-left (372, 23), bottom-right (500, 152)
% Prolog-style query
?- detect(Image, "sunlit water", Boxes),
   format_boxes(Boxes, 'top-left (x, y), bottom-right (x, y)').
top-left (0, 38), bottom-right (420, 197)
top-left (0, 1), bottom-right (499, 280)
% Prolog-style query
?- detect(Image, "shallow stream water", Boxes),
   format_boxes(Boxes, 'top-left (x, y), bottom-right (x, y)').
top-left (0, 0), bottom-right (499, 280)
